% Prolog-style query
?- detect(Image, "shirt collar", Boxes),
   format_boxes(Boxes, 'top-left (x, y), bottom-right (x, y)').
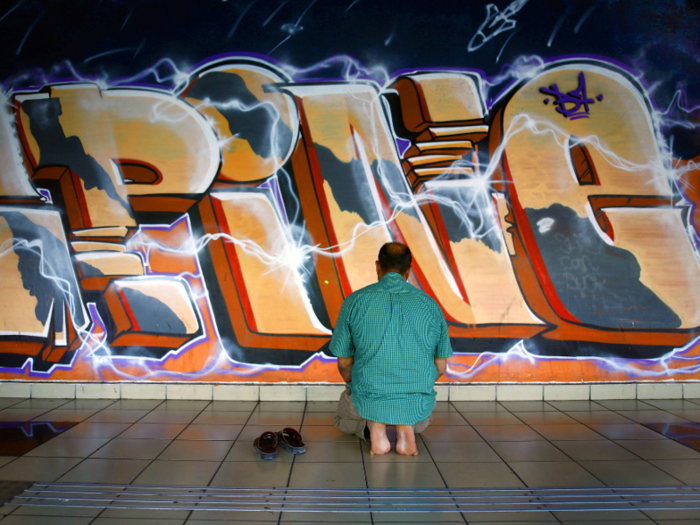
top-left (378, 271), bottom-right (410, 290)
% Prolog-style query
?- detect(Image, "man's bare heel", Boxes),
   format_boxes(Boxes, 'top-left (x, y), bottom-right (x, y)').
top-left (396, 425), bottom-right (418, 456)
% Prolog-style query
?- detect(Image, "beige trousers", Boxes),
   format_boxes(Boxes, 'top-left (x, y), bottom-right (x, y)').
top-left (333, 386), bottom-right (433, 442)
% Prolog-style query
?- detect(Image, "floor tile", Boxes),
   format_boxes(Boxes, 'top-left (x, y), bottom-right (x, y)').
top-left (616, 410), bottom-right (691, 424)
top-left (594, 400), bottom-right (656, 411)
top-left (138, 410), bottom-right (201, 424)
top-left (615, 439), bottom-right (700, 459)
top-left (177, 424), bottom-right (243, 441)
top-left (300, 412), bottom-right (336, 426)
top-left (455, 511), bottom-right (559, 522)
top-left (108, 400), bottom-right (164, 410)
top-left (645, 510), bottom-right (700, 521)
top-left (154, 400), bottom-right (211, 411)
top-left (289, 426), bottom-right (357, 442)
top-left (59, 423), bottom-right (130, 439)
top-left (371, 512), bottom-right (460, 523)
top-left (210, 460), bottom-right (292, 487)
top-left (578, 460), bottom-right (681, 486)
top-left (499, 402), bottom-right (557, 412)
top-left (305, 402), bottom-right (338, 412)
top-left (437, 462), bottom-right (524, 488)
top-left (554, 512), bottom-right (653, 523)
top-left (474, 425), bottom-right (544, 442)
top-left (361, 439), bottom-right (432, 462)
top-left (529, 424), bottom-right (606, 441)
top-left (159, 440), bottom-right (233, 461)
top-left (293, 441), bottom-right (362, 462)
top-left (365, 461), bottom-right (444, 487)
top-left (420, 426), bottom-right (484, 443)
top-left (508, 461), bottom-right (604, 487)
top-left (282, 510), bottom-right (371, 522)
top-left (642, 399), bottom-right (700, 410)
top-left (567, 411), bottom-right (634, 425)
top-left (551, 440), bottom-right (638, 461)
top-left (32, 409), bottom-right (98, 423)
top-left (9, 399), bottom-right (69, 410)
top-left (290, 461), bottom-right (366, 487)
top-left (424, 412), bottom-right (469, 426)
top-left (59, 400), bottom-right (116, 410)
top-left (513, 412), bottom-right (579, 425)
top-left (424, 441), bottom-right (503, 463)
top-left (0, 517), bottom-right (93, 524)
top-left (0, 457), bottom-right (15, 467)
top-left (450, 402), bottom-right (507, 412)
top-left (206, 401), bottom-right (258, 411)
top-left (85, 410), bottom-right (150, 423)
top-left (257, 402), bottom-right (305, 412)
top-left (188, 511), bottom-right (279, 522)
top-left (0, 456), bottom-right (82, 481)
top-left (0, 409), bottom-right (51, 421)
top-left (24, 437), bottom-right (109, 457)
top-left (666, 409), bottom-right (700, 422)
top-left (10, 506), bottom-right (102, 517)
top-left (246, 411), bottom-right (304, 427)
top-left (458, 412), bottom-right (523, 426)
top-left (57, 458), bottom-right (151, 483)
top-left (489, 441), bottom-right (571, 462)
top-left (191, 412), bottom-right (250, 425)
top-left (546, 401), bottom-right (608, 412)
top-left (585, 423), bottom-right (666, 440)
top-left (90, 438), bottom-right (171, 459)
top-left (224, 440), bottom-right (294, 463)
top-left (133, 459), bottom-right (220, 486)
top-left (93, 518), bottom-right (186, 525)
top-left (99, 508), bottom-right (190, 519)
top-left (650, 459), bottom-right (700, 484)
top-left (119, 423), bottom-right (187, 439)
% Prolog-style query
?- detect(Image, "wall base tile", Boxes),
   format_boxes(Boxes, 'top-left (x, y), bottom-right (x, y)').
top-left (76, 383), bottom-right (120, 399)
top-left (212, 384), bottom-right (259, 401)
top-left (683, 383), bottom-right (700, 399)
top-left (306, 385), bottom-right (344, 401)
top-left (544, 384), bottom-right (590, 401)
top-left (497, 384), bottom-right (543, 401)
top-left (259, 385), bottom-right (306, 402)
top-left (434, 385), bottom-right (449, 401)
top-left (449, 385), bottom-right (496, 401)
top-left (591, 383), bottom-right (636, 400)
top-left (121, 383), bottom-right (167, 400)
top-left (32, 383), bottom-right (76, 399)
top-left (167, 384), bottom-right (213, 400)
top-left (0, 382), bottom-right (31, 398)
top-left (637, 382), bottom-right (683, 400)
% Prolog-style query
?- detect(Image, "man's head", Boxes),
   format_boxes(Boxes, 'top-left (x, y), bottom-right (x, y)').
top-left (376, 242), bottom-right (412, 281)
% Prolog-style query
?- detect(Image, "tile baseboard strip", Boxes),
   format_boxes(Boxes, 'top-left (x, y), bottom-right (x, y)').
top-left (0, 382), bottom-right (696, 401)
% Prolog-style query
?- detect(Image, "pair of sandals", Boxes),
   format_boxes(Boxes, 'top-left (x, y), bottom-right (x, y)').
top-left (254, 427), bottom-right (306, 460)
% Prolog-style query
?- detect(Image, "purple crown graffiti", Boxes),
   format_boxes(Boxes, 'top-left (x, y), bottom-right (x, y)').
top-left (540, 71), bottom-right (603, 120)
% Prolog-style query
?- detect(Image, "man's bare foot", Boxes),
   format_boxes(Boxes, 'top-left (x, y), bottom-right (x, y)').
top-left (367, 421), bottom-right (391, 455)
top-left (396, 425), bottom-right (418, 456)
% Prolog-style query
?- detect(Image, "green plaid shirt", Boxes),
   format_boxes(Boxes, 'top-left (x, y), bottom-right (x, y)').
top-left (330, 272), bottom-right (453, 425)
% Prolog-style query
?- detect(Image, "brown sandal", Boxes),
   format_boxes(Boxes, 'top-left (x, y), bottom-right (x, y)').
top-left (276, 427), bottom-right (306, 454)
top-left (253, 431), bottom-right (278, 460)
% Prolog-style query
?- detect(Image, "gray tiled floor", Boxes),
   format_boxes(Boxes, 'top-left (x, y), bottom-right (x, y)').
top-left (0, 397), bottom-right (699, 523)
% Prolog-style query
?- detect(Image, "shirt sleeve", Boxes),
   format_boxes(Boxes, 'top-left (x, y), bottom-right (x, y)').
top-left (329, 297), bottom-right (355, 357)
top-left (435, 309), bottom-right (453, 359)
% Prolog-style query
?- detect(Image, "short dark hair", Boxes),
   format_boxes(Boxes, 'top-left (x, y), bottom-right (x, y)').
top-left (378, 242), bottom-right (412, 275)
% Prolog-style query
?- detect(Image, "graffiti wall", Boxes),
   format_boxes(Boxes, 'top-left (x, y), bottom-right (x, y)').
top-left (0, 0), bottom-right (699, 383)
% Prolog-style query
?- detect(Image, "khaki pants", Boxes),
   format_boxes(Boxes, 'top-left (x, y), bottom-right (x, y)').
top-left (333, 386), bottom-right (433, 442)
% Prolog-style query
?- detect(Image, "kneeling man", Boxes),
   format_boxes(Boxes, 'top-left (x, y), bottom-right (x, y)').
top-left (330, 242), bottom-right (452, 455)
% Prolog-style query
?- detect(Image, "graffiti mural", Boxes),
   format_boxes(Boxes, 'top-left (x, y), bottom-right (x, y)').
top-left (0, 0), bottom-right (699, 383)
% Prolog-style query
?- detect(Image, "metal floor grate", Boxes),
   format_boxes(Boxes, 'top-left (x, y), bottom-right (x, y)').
top-left (8, 483), bottom-right (700, 514)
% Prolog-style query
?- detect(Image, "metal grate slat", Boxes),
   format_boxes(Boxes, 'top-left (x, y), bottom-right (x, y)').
top-left (8, 483), bottom-right (700, 514)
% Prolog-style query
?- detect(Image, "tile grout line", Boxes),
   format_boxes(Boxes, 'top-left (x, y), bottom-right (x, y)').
top-left (5, 397), bottom-right (126, 521)
top-left (423, 403), bottom-right (469, 525)
top-left (505, 399), bottom-right (683, 523)
top-left (278, 399), bottom-right (307, 525)
top-left (451, 399), bottom-right (564, 525)
top-left (357, 420), bottom-right (374, 525)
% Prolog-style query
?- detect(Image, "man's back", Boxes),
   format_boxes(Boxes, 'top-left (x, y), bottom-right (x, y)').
top-left (330, 272), bottom-right (452, 426)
